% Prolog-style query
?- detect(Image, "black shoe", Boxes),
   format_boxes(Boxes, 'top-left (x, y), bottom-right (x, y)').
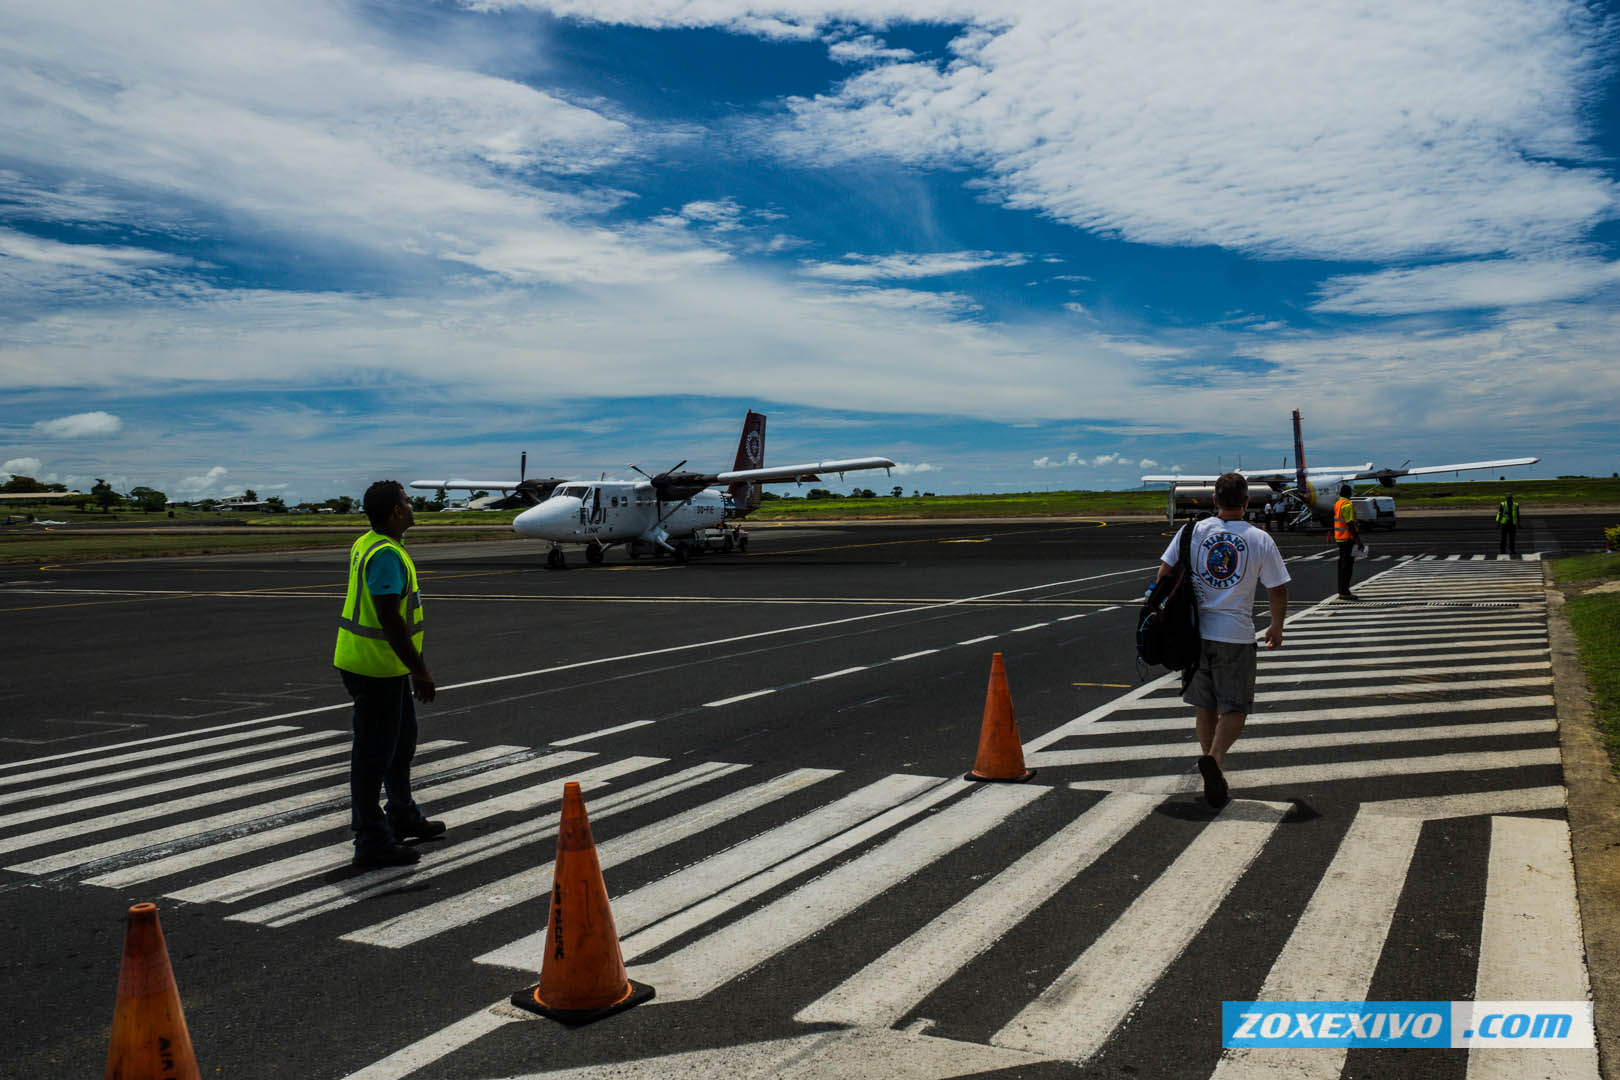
top-left (1197, 755), bottom-right (1230, 809)
top-left (1336, 592), bottom-right (1359, 600)
top-left (353, 841), bottom-right (421, 868)
top-left (388, 817), bottom-right (446, 841)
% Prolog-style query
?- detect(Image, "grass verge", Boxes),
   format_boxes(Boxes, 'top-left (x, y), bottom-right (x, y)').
top-left (1555, 553), bottom-right (1620, 770)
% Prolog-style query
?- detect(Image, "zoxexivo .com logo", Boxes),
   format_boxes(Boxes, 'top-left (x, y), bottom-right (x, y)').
top-left (1222, 1001), bottom-right (1594, 1049)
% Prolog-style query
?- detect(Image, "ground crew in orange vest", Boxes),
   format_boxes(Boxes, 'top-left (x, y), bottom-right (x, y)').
top-left (334, 480), bottom-right (443, 869)
top-left (1333, 483), bottom-right (1362, 599)
top-left (1496, 492), bottom-right (1520, 555)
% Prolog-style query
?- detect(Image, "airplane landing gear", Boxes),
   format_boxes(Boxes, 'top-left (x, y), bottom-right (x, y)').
top-left (546, 547), bottom-right (566, 569)
top-left (673, 542), bottom-right (692, 564)
top-left (586, 541), bottom-right (605, 565)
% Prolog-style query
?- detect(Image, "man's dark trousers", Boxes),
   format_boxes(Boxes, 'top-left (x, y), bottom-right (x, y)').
top-left (341, 669), bottom-right (421, 848)
top-left (1337, 539), bottom-right (1356, 594)
top-left (1499, 524), bottom-right (1517, 554)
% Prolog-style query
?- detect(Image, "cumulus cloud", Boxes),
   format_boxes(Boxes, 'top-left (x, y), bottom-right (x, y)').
top-left (891, 461), bottom-right (939, 474)
top-left (34, 411), bottom-right (122, 438)
top-left (177, 466), bottom-right (229, 495)
top-left (799, 251), bottom-right (1029, 281)
top-left (1313, 256), bottom-right (1620, 315)
top-left (1033, 450), bottom-right (1160, 469)
top-left (2, 457), bottom-right (45, 478)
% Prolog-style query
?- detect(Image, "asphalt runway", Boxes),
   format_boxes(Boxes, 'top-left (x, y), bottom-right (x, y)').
top-left (0, 512), bottom-right (1606, 1078)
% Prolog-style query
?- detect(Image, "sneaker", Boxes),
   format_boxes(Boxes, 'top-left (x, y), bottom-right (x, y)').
top-left (388, 817), bottom-right (446, 841)
top-left (1197, 755), bottom-right (1230, 809)
top-left (353, 841), bottom-right (421, 868)
top-left (1336, 592), bottom-right (1359, 600)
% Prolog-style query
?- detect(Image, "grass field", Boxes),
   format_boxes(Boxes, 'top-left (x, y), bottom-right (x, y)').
top-left (2, 476), bottom-right (1616, 564)
top-left (750, 476), bottom-right (1620, 520)
top-left (1555, 553), bottom-right (1620, 771)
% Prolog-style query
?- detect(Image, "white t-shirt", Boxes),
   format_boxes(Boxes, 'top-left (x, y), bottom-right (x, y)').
top-left (1160, 517), bottom-right (1290, 644)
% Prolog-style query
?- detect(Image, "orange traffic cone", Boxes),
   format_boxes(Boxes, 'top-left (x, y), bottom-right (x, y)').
top-left (511, 782), bottom-right (655, 1025)
top-left (105, 902), bottom-right (200, 1080)
top-left (964, 652), bottom-right (1035, 783)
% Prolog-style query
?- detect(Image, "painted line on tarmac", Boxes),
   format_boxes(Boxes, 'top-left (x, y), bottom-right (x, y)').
top-left (549, 720), bottom-right (655, 744)
top-left (702, 689), bottom-right (776, 708)
top-left (992, 801), bottom-right (1289, 1063)
top-left (0, 563), bottom-right (1166, 770)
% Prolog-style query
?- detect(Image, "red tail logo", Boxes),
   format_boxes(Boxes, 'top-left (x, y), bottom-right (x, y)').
top-left (728, 411), bottom-right (766, 513)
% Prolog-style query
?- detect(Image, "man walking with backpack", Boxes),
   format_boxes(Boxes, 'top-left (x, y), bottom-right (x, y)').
top-left (1156, 473), bottom-right (1290, 808)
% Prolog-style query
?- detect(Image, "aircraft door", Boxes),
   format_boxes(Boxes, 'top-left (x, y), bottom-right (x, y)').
top-left (578, 486), bottom-right (605, 528)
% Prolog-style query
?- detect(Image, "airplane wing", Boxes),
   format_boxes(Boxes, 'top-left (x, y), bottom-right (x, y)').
top-left (1140, 470), bottom-right (1292, 484)
top-left (409, 479), bottom-right (522, 491)
top-left (716, 457), bottom-right (895, 484)
top-left (1344, 457), bottom-right (1539, 481)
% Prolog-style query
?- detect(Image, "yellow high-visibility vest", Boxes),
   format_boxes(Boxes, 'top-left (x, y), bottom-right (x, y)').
top-left (1496, 500), bottom-right (1520, 525)
top-left (1333, 497), bottom-right (1356, 543)
top-left (333, 530), bottom-right (423, 677)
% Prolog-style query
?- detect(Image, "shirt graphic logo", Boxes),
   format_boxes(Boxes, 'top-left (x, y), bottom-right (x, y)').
top-left (1198, 532), bottom-right (1247, 589)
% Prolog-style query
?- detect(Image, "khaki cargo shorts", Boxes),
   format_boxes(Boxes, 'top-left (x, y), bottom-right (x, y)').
top-left (1181, 639), bottom-right (1258, 715)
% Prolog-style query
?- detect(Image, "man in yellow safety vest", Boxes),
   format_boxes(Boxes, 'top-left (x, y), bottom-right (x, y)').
top-left (333, 480), bottom-right (441, 868)
top-left (1495, 493), bottom-right (1520, 555)
top-left (1333, 483), bottom-right (1362, 600)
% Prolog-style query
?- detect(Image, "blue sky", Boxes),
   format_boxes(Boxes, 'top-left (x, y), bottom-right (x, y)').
top-left (3, 0), bottom-right (1618, 502)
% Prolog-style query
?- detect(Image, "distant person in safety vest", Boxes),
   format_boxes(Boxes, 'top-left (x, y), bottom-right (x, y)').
top-left (1496, 493), bottom-right (1520, 555)
top-left (333, 480), bottom-right (442, 868)
top-left (1333, 483), bottom-right (1363, 600)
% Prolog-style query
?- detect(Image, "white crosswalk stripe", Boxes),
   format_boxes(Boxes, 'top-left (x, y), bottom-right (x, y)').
top-left (0, 556), bottom-right (1592, 1078)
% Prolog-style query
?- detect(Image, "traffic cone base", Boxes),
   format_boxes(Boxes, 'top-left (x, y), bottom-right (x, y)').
top-left (510, 978), bottom-right (655, 1026)
top-left (965, 652), bottom-right (1035, 783)
top-left (964, 766), bottom-right (1036, 783)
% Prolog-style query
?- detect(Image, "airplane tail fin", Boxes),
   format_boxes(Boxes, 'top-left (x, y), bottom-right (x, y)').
top-left (727, 410), bottom-right (765, 514)
top-left (1292, 409), bottom-right (1308, 494)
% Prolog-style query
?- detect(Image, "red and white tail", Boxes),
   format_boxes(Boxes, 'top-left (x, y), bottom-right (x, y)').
top-left (728, 410), bottom-right (765, 513)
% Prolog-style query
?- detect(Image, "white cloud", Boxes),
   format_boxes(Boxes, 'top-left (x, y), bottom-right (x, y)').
top-left (34, 411), bottom-right (122, 438)
top-left (177, 466), bottom-right (229, 495)
top-left (1, 457), bottom-right (45, 478)
top-left (1313, 257), bottom-right (1620, 315)
top-left (1032, 450), bottom-right (1160, 470)
top-left (0, 1), bottom-right (728, 290)
top-left (891, 461), bottom-right (938, 474)
top-left (799, 251), bottom-right (1029, 281)
top-left (0, 229), bottom-right (191, 274)
top-left (827, 35), bottom-right (915, 64)
top-left (562, 0), bottom-right (1620, 262)
top-left (802, 285), bottom-right (979, 313)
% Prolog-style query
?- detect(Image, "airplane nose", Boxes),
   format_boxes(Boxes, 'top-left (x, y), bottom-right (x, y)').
top-left (514, 500), bottom-right (573, 537)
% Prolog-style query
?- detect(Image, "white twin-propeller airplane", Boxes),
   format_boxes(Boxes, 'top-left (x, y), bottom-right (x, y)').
top-left (411, 411), bottom-right (894, 567)
top-left (1142, 409), bottom-right (1538, 528)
